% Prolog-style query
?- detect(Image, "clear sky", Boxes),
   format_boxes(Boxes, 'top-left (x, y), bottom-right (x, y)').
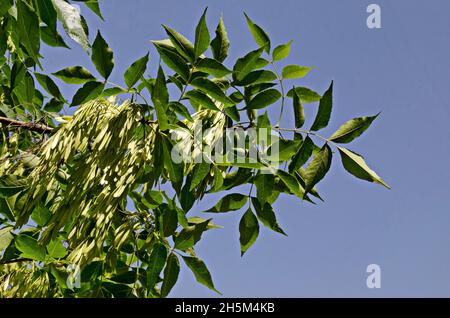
top-left (42, 0), bottom-right (450, 297)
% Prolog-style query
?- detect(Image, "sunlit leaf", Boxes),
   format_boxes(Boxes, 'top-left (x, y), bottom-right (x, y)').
top-left (338, 147), bottom-right (390, 188)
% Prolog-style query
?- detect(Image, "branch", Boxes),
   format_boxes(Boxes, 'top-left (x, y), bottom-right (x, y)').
top-left (0, 258), bottom-right (33, 265)
top-left (0, 116), bottom-right (53, 133)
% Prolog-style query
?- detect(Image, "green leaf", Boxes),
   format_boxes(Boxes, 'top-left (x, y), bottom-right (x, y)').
top-left (205, 193), bottom-right (248, 213)
top-left (182, 256), bottom-right (220, 294)
top-left (47, 239), bottom-right (67, 258)
top-left (159, 205), bottom-right (178, 237)
top-left (194, 8), bottom-right (210, 59)
top-left (161, 253), bottom-right (180, 297)
top-left (16, 1), bottom-right (41, 66)
top-left (272, 40), bottom-right (292, 61)
top-left (210, 15), bottom-right (230, 63)
top-left (52, 0), bottom-right (89, 51)
top-left (163, 25), bottom-right (195, 63)
top-left (101, 87), bottom-right (126, 98)
top-left (34, 73), bottom-right (64, 101)
top-left (0, 198), bottom-right (14, 221)
top-left (31, 205), bottom-right (52, 227)
top-left (267, 139), bottom-right (302, 162)
top-left (286, 87), bottom-right (322, 103)
top-left (246, 89), bottom-right (281, 109)
top-left (174, 219), bottom-right (210, 250)
top-left (254, 173), bottom-right (275, 205)
top-left (310, 81), bottom-right (333, 131)
top-left (76, 0), bottom-right (103, 20)
top-left (36, 0), bottom-right (57, 33)
top-left (251, 198), bottom-right (286, 235)
top-left (124, 53), bottom-right (149, 88)
top-left (152, 41), bottom-right (190, 81)
top-left (162, 137), bottom-right (182, 183)
top-left (91, 31), bottom-right (114, 80)
top-left (338, 147), bottom-right (390, 188)
top-left (152, 66), bottom-right (170, 130)
top-left (329, 114), bottom-right (379, 144)
top-left (304, 144), bottom-right (332, 195)
top-left (169, 101), bottom-right (193, 121)
top-left (0, 227), bottom-right (13, 252)
top-left (185, 90), bottom-right (219, 111)
top-left (235, 70), bottom-right (277, 86)
top-left (244, 13), bottom-right (270, 53)
top-left (233, 47), bottom-right (264, 81)
top-left (190, 162), bottom-right (211, 191)
top-left (40, 26), bottom-right (70, 48)
top-left (52, 66), bottom-right (96, 84)
top-left (146, 243), bottom-right (168, 290)
top-left (190, 77), bottom-right (234, 106)
top-left (292, 86), bottom-right (305, 128)
top-left (239, 207), bottom-right (259, 256)
top-left (0, 175), bottom-right (27, 198)
top-left (282, 65), bottom-right (312, 79)
top-left (277, 169), bottom-right (304, 198)
top-left (196, 58), bottom-right (232, 78)
top-left (70, 81), bottom-right (104, 106)
top-left (288, 136), bottom-right (314, 172)
top-left (15, 234), bottom-right (46, 261)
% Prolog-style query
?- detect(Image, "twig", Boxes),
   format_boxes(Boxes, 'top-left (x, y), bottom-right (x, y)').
top-left (0, 116), bottom-right (53, 133)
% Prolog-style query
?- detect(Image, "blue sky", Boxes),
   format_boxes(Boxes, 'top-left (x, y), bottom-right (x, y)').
top-left (42, 0), bottom-right (450, 297)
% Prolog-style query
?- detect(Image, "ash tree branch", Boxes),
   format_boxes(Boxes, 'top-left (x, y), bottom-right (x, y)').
top-left (0, 116), bottom-right (54, 133)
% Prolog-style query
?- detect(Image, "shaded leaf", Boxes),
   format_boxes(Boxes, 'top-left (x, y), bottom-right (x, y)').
top-left (182, 256), bottom-right (220, 294)
top-left (310, 81), bottom-right (333, 131)
top-left (91, 31), bottom-right (114, 80)
top-left (191, 77), bottom-right (234, 106)
top-left (288, 136), bottom-right (314, 172)
top-left (161, 253), bottom-right (180, 297)
top-left (205, 193), bottom-right (248, 213)
top-left (163, 25), bottom-right (195, 62)
top-left (239, 207), bottom-right (259, 256)
top-left (70, 81), bottom-right (104, 106)
top-left (34, 73), bottom-right (64, 101)
top-left (52, 66), bottom-right (96, 84)
top-left (152, 41), bottom-right (190, 81)
top-left (152, 66), bottom-right (170, 130)
top-left (236, 70), bottom-right (277, 86)
top-left (251, 197), bottom-right (286, 235)
top-left (196, 58), bottom-right (232, 77)
top-left (185, 90), bottom-right (219, 111)
top-left (304, 144), bottom-right (332, 195)
top-left (246, 88), bottom-right (281, 109)
top-left (146, 243), bottom-right (168, 290)
top-left (124, 53), bottom-right (149, 88)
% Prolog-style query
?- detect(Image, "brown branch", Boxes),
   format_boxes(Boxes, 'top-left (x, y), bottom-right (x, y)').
top-left (0, 116), bottom-right (54, 133)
